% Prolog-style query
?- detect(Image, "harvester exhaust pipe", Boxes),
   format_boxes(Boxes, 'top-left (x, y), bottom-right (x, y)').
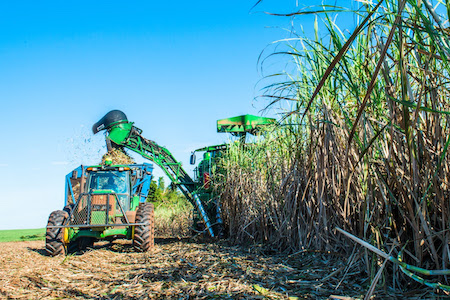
top-left (92, 110), bottom-right (128, 134)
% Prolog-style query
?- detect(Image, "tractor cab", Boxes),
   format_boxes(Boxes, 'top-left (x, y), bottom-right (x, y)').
top-left (69, 164), bottom-right (141, 227)
top-left (86, 167), bottom-right (132, 211)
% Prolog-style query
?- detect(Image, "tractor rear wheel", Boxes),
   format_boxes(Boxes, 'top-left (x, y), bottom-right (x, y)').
top-left (133, 203), bottom-right (154, 252)
top-left (78, 237), bottom-right (95, 250)
top-left (45, 210), bottom-right (68, 256)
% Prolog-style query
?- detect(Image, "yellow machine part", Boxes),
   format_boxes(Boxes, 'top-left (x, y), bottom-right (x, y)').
top-left (63, 228), bottom-right (69, 244)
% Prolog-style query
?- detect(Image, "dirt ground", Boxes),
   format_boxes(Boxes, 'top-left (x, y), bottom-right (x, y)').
top-left (0, 238), bottom-right (431, 299)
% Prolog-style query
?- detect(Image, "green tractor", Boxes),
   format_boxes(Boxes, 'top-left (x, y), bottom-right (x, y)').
top-left (45, 161), bottom-right (154, 256)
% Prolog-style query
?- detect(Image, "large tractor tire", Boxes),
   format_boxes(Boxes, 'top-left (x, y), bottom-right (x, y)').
top-left (133, 202), bottom-right (154, 252)
top-left (63, 204), bottom-right (74, 216)
top-left (45, 210), bottom-right (68, 256)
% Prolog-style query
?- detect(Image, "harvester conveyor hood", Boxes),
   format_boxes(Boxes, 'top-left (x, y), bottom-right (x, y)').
top-left (92, 110), bottom-right (128, 134)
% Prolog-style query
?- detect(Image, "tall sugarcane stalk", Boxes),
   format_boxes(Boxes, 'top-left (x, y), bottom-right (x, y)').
top-left (217, 0), bottom-right (450, 289)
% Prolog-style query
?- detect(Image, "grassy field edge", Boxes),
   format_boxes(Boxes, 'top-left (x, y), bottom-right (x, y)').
top-left (0, 228), bottom-right (45, 242)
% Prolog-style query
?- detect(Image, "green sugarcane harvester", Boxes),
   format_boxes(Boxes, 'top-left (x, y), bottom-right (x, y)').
top-left (92, 110), bottom-right (276, 238)
top-left (45, 110), bottom-right (275, 256)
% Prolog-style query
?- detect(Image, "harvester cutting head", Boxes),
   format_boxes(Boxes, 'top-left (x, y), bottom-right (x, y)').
top-left (216, 114), bottom-right (276, 137)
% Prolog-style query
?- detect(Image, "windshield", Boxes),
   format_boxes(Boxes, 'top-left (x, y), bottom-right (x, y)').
top-left (88, 170), bottom-right (130, 211)
top-left (88, 171), bottom-right (129, 193)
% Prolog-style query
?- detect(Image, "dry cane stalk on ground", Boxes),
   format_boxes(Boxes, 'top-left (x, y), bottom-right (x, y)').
top-left (0, 239), bottom-right (426, 300)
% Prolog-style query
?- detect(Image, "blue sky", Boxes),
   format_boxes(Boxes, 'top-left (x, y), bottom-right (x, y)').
top-left (0, 1), bottom-right (356, 229)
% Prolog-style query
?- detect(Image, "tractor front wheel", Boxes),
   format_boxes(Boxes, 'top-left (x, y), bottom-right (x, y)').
top-left (63, 204), bottom-right (74, 216)
top-left (45, 210), bottom-right (68, 256)
top-left (133, 203), bottom-right (154, 252)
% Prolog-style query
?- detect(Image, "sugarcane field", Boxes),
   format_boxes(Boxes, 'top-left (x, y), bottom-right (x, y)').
top-left (4, 0), bottom-right (450, 299)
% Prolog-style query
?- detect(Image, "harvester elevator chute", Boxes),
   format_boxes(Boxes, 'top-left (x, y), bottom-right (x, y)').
top-left (92, 110), bottom-right (217, 238)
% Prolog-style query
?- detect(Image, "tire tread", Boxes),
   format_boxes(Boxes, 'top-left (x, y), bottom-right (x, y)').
top-left (133, 203), bottom-right (154, 252)
top-left (45, 210), bottom-right (68, 256)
